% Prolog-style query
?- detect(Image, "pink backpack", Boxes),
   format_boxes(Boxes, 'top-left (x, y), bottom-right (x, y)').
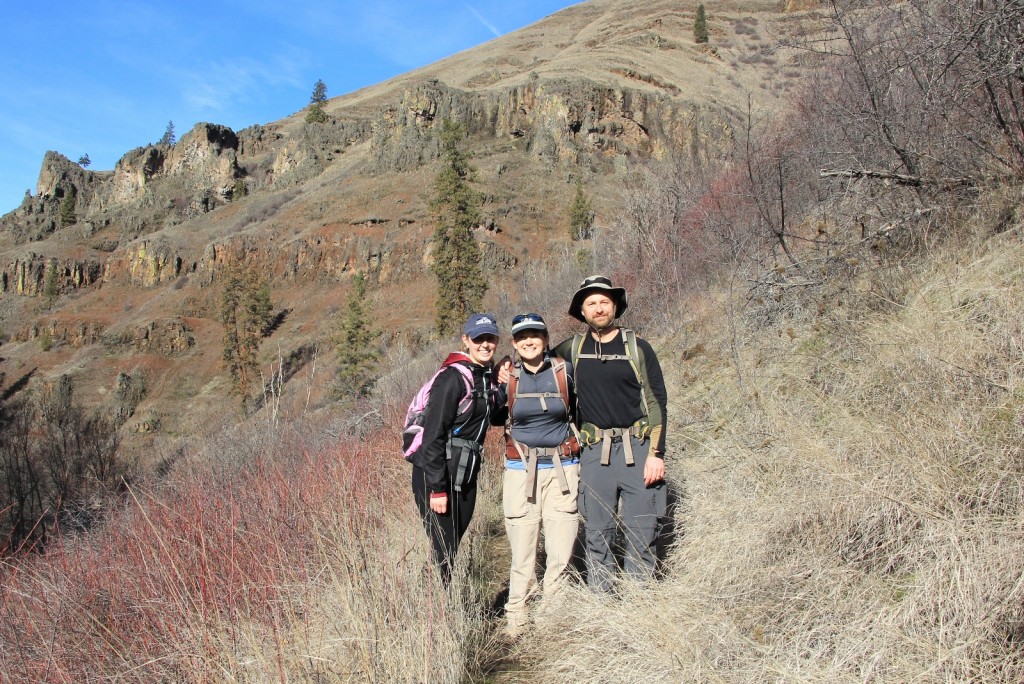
top-left (401, 355), bottom-right (475, 461)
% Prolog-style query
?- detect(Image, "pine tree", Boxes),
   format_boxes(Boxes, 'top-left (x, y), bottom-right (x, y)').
top-left (694, 4), bottom-right (709, 44)
top-left (43, 259), bottom-right (59, 309)
top-left (77, 154), bottom-right (91, 168)
top-left (160, 120), bottom-right (176, 146)
top-left (306, 79), bottom-right (329, 123)
top-left (311, 79), bottom-right (327, 105)
top-left (219, 264), bottom-right (274, 402)
top-left (568, 178), bottom-right (594, 241)
top-left (430, 120), bottom-right (487, 336)
top-left (333, 272), bottom-right (381, 400)
top-left (58, 186), bottom-right (77, 227)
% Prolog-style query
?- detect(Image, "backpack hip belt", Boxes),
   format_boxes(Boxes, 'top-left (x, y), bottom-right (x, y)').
top-left (447, 437), bottom-right (482, 492)
top-left (509, 440), bottom-right (574, 497)
top-left (580, 420), bottom-right (651, 466)
top-left (504, 434), bottom-right (580, 462)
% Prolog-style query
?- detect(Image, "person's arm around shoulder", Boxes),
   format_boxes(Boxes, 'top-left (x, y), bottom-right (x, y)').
top-left (491, 356), bottom-right (511, 425)
top-left (551, 337), bottom-right (573, 362)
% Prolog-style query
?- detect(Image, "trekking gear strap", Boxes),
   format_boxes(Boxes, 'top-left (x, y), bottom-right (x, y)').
top-left (450, 368), bottom-right (490, 491)
top-left (571, 330), bottom-right (649, 419)
top-left (448, 437), bottom-right (481, 492)
top-left (504, 358), bottom-right (576, 486)
top-left (517, 442), bottom-right (571, 497)
top-left (599, 428), bottom-right (633, 466)
top-left (579, 423), bottom-right (650, 466)
top-left (507, 359), bottom-right (570, 416)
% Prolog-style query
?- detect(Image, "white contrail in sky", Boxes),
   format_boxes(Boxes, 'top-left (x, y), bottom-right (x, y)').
top-left (463, 3), bottom-right (501, 37)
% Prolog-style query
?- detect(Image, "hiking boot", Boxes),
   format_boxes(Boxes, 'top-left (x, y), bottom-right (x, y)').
top-left (503, 610), bottom-right (530, 639)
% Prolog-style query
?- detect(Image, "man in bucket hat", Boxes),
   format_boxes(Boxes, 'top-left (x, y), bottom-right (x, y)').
top-left (552, 275), bottom-right (668, 592)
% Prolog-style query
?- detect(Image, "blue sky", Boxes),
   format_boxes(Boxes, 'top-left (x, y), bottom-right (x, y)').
top-left (0, 0), bottom-right (579, 215)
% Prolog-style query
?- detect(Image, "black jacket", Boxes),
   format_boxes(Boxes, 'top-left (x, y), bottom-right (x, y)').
top-left (412, 354), bottom-right (498, 493)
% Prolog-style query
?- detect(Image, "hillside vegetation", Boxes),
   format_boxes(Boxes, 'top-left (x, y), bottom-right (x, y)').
top-left (2, 0), bottom-right (1024, 682)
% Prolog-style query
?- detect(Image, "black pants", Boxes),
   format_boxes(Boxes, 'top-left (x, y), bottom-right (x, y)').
top-left (412, 465), bottom-right (477, 584)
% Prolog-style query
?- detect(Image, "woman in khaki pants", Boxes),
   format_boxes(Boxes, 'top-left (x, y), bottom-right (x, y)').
top-left (498, 313), bottom-right (580, 638)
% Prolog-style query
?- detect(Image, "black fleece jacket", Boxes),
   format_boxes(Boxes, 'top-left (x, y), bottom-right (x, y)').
top-left (411, 355), bottom-right (499, 493)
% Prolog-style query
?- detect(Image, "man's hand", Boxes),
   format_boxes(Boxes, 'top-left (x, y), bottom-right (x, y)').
top-left (644, 454), bottom-right (665, 486)
top-left (429, 493), bottom-right (448, 514)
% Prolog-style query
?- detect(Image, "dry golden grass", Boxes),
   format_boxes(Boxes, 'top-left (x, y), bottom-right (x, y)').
top-left (0, 408), bottom-right (505, 683)
top-left (502, 212), bottom-right (1024, 681)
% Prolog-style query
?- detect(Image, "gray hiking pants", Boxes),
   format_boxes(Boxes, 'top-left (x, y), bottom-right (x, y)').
top-left (578, 434), bottom-right (667, 592)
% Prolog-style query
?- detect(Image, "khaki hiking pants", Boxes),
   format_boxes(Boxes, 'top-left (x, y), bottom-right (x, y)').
top-left (503, 463), bottom-right (580, 622)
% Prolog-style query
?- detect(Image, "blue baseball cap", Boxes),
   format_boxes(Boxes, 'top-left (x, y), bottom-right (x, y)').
top-left (463, 313), bottom-right (499, 339)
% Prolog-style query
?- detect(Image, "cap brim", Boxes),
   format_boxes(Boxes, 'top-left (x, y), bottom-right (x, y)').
top-left (511, 322), bottom-right (548, 335)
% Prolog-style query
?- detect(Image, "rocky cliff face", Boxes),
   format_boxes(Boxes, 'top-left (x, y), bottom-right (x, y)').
top-left (369, 78), bottom-right (737, 173)
top-left (3, 74), bottom-right (731, 300)
top-left (98, 123), bottom-right (241, 208)
top-left (1, 252), bottom-right (104, 297)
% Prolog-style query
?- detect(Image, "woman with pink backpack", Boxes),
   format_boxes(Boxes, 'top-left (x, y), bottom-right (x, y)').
top-left (406, 313), bottom-right (503, 584)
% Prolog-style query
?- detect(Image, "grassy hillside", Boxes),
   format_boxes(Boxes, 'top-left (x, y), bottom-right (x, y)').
top-left (2, 0), bottom-right (1023, 681)
top-left (2, 192), bottom-right (1020, 683)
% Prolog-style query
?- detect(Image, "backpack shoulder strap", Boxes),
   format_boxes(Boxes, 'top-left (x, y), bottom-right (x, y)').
top-left (551, 356), bottom-right (575, 425)
top-left (445, 362), bottom-right (476, 415)
top-left (550, 356), bottom-right (580, 441)
top-left (574, 332), bottom-right (606, 361)
top-left (549, 357), bottom-right (570, 414)
top-left (508, 359), bottom-right (567, 415)
top-left (622, 329), bottom-right (641, 372)
top-left (570, 333), bottom-right (585, 387)
top-left (620, 329), bottom-right (650, 418)
top-left (506, 364), bottom-right (520, 420)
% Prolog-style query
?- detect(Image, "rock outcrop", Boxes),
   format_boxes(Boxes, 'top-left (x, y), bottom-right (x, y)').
top-left (3, 74), bottom-right (732, 300)
top-left (369, 78), bottom-right (737, 173)
top-left (97, 123), bottom-right (241, 208)
top-left (1, 252), bottom-right (103, 297)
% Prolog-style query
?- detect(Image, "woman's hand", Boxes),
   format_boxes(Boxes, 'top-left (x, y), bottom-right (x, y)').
top-left (429, 493), bottom-right (448, 514)
top-left (497, 358), bottom-right (513, 384)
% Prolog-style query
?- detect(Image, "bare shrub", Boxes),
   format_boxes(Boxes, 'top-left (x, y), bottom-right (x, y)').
top-left (0, 398), bottom-right (45, 553)
top-left (0, 375), bottom-right (127, 554)
top-left (588, 156), bottom-right (738, 331)
top-left (0, 406), bottom-right (507, 682)
top-left (732, 17), bottom-right (760, 36)
top-left (799, 0), bottom-right (1024, 186)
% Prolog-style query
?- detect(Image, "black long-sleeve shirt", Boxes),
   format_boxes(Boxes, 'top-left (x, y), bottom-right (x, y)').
top-left (411, 355), bottom-right (497, 493)
top-left (553, 330), bottom-right (668, 455)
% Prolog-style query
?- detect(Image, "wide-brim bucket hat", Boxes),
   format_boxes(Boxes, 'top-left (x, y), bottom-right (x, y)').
top-left (568, 274), bottom-right (628, 322)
